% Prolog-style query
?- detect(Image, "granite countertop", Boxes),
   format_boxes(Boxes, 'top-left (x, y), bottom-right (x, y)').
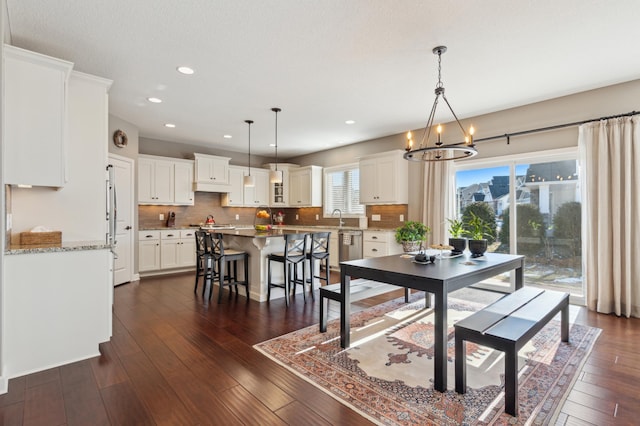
top-left (139, 225), bottom-right (396, 232)
top-left (6, 240), bottom-right (111, 255)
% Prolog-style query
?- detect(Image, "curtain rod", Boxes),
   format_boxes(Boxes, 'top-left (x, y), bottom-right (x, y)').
top-left (452, 110), bottom-right (639, 146)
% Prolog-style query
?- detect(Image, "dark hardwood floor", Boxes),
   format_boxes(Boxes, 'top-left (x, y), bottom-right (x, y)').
top-left (1, 271), bottom-right (638, 425)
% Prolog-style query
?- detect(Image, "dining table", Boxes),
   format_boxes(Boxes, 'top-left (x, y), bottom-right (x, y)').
top-left (339, 252), bottom-right (525, 392)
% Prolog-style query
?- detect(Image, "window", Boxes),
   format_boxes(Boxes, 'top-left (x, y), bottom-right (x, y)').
top-left (323, 163), bottom-right (364, 216)
top-left (453, 148), bottom-right (583, 302)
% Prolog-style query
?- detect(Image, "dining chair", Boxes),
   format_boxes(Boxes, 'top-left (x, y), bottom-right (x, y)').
top-left (306, 231), bottom-right (331, 300)
top-left (267, 233), bottom-right (308, 307)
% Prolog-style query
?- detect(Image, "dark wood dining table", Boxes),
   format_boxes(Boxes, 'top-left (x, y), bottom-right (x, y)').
top-left (339, 252), bottom-right (524, 392)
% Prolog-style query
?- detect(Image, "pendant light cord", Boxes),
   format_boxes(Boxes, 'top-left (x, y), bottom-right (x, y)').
top-left (245, 119), bottom-right (253, 176)
top-left (272, 107), bottom-right (281, 171)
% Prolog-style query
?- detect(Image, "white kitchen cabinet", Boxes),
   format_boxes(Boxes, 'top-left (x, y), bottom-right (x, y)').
top-left (359, 150), bottom-right (408, 204)
top-left (193, 153), bottom-right (231, 192)
top-left (289, 165), bottom-right (322, 207)
top-left (139, 231), bottom-right (161, 272)
top-left (138, 155), bottom-right (194, 205)
top-left (222, 166), bottom-right (270, 207)
top-left (138, 156), bottom-right (174, 204)
top-left (244, 168), bottom-right (270, 206)
top-left (139, 229), bottom-right (196, 273)
top-left (363, 230), bottom-right (403, 258)
top-left (160, 230), bottom-right (181, 269)
top-left (264, 163), bottom-right (298, 207)
top-left (221, 166), bottom-right (246, 206)
top-left (173, 160), bottom-right (195, 205)
top-left (4, 45), bottom-right (73, 187)
top-left (178, 229), bottom-right (197, 267)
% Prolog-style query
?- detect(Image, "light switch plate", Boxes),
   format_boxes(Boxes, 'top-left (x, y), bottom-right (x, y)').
top-left (159, 213), bottom-right (165, 220)
top-left (372, 214), bottom-right (381, 221)
top-left (315, 214), bottom-right (319, 220)
top-left (235, 214), bottom-right (240, 220)
top-left (296, 214), bottom-right (299, 220)
top-left (400, 214), bottom-right (404, 222)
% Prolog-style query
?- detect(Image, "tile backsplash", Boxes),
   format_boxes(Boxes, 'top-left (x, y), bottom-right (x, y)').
top-left (138, 192), bottom-right (408, 230)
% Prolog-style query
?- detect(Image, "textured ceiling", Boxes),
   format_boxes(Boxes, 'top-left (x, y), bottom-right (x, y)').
top-left (6, 0), bottom-right (640, 157)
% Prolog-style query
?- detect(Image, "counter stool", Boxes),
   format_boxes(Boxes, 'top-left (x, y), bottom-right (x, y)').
top-left (206, 232), bottom-right (249, 303)
top-left (306, 232), bottom-right (331, 300)
top-left (194, 230), bottom-right (214, 295)
top-left (267, 233), bottom-right (308, 307)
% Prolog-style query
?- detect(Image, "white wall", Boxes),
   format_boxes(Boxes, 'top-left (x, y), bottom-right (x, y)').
top-left (287, 78), bottom-right (640, 221)
top-left (10, 71), bottom-right (111, 243)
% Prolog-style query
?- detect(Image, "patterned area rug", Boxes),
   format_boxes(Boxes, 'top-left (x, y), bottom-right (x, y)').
top-left (254, 293), bottom-right (601, 425)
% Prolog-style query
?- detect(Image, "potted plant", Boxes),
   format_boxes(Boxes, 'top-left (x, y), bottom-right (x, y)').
top-left (395, 221), bottom-right (430, 252)
top-left (465, 212), bottom-right (492, 257)
top-left (447, 218), bottom-right (467, 254)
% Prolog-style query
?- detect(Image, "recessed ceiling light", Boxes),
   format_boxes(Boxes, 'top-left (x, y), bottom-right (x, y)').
top-left (223, 135), bottom-right (232, 139)
top-left (345, 120), bottom-right (356, 125)
top-left (147, 97), bottom-right (162, 103)
top-left (177, 66), bottom-right (195, 75)
top-left (164, 123), bottom-right (176, 128)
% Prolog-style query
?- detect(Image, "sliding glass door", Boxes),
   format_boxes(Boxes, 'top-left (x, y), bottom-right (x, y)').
top-left (454, 149), bottom-right (584, 302)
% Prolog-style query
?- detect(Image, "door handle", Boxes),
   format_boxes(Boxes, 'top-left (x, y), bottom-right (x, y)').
top-left (125, 225), bottom-right (132, 230)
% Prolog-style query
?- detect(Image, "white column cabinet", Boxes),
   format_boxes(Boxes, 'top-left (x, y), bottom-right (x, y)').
top-left (4, 45), bottom-right (73, 187)
top-left (359, 150), bottom-right (408, 204)
top-left (289, 165), bottom-right (322, 207)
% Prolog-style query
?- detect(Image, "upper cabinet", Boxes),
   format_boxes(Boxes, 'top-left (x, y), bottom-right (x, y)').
top-left (193, 153), bottom-right (231, 192)
top-left (138, 155), bottom-right (194, 205)
top-left (264, 163), bottom-right (297, 207)
top-left (289, 165), bottom-right (323, 207)
top-left (4, 45), bottom-right (73, 187)
top-left (359, 150), bottom-right (408, 205)
top-left (221, 166), bottom-right (269, 207)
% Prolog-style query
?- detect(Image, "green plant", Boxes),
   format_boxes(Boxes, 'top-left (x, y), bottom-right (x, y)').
top-left (447, 218), bottom-right (465, 238)
top-left (465, 211), bottom-right (493, 240)
top-left (395, 221), bottom-right (430, 243)
top-left (461, 202), bottom-right (497, 243)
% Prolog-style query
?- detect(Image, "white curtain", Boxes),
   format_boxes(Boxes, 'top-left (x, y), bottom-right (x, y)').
top-left (421, 160), bottom-right (454, 246)
top-left (579, 116), bottom-right (640, 318)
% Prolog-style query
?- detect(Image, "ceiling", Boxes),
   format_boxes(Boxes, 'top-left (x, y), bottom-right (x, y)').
top-left (6, 0), bottom-right (640, 158)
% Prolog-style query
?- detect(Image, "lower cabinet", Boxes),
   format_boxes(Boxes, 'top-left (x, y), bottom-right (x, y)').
top-left (139, 229), bottom-right (196, 273)
top-left (363, 230), bottom-right (403, 258)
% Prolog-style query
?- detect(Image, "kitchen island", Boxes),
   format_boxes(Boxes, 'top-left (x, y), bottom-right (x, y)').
top-left (204, 228), bottom-right (303, 302)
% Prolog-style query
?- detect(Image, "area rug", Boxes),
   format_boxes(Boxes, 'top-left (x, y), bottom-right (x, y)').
top-left (254, 293), bottom-right (601, 425)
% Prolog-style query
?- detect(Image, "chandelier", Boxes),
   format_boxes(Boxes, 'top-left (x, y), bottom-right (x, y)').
top-left (404, 46), bottom-right (478, 162)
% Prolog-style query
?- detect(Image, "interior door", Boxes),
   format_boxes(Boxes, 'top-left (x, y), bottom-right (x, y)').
top-left (109, 154), bottom-right (134, 285)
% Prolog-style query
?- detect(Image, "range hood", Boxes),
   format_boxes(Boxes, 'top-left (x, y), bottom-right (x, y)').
top-left (193, 182), bottom-right (231, 193)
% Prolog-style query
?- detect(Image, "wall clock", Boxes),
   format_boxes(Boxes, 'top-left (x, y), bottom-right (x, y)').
top-left (113, 129), bottom-right (128, 148)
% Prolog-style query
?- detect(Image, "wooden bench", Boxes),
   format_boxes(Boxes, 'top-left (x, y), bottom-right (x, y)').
top-left (454, 287), bottom-right (569, 417)
top-left (319, 279), bottom-right (413, 332)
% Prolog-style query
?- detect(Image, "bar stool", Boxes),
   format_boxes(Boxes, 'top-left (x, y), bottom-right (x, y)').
top-left (206, 232), bottom-right (250, 303)
top-left (194, 230), bottom-right (213, 295)
top-left (306, 232), bottom-right (331, 300)
top-left (267, 233), bottom-right (308, 307)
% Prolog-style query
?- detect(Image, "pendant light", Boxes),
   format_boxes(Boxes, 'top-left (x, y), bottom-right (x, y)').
top-left (243, 119), bottom-right (255, 187)
top-left (403, 46), bottom-right (478, 162)
top-left (269, 107), bottom-right (283, 184)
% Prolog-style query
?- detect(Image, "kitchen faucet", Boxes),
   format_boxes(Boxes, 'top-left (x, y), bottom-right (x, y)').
top-left (332, 208), bottom-right (345, 228)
